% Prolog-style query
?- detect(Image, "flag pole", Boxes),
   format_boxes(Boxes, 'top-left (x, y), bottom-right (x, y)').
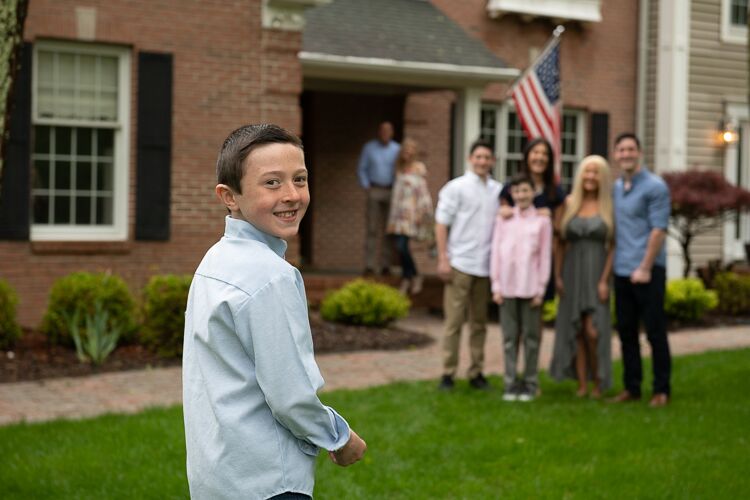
top-left (504, 25), bottom-right (565, 98)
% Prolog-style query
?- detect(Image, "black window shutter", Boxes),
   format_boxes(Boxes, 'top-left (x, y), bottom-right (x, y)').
top-left (590, 112), bottom-right (609, 159)
top-left (0, 42), bottom-right (32, 240)
top-left (135, 52), bottom-right (173, 241)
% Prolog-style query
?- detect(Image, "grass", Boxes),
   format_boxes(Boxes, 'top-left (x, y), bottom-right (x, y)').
top-left (1, 349), bottom-right (749, 499)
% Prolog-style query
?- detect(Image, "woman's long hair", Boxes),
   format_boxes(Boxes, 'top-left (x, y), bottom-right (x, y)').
top-left (560, 155), bottom-right (614, 241)
top-left (522, 137), bottom-right (558, 203)
top-left (396, 138), bottom-right (418, 172)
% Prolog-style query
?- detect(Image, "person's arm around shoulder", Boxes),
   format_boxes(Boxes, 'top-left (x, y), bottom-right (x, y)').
top-left (631, 180), bottom-right (670, 284)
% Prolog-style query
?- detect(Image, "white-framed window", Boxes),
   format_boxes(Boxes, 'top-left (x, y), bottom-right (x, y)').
top-left (722, 0), bottom-right (749, 44)
top-left (31, 40), bottom-right (130, 241)
top-left (480, 103), bottom-right (585, 193)
top-left (723, 103), bottom-right (749, 262)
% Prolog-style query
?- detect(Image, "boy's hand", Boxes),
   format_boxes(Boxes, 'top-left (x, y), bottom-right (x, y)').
top-left (492, 292), bottom-right (504, 305)
top-left (329, 430), bottom-right (367, 467)
top-left (531, 295), bottom-right (543, 308)
top-left (537, 207), bottom-right (552, 218)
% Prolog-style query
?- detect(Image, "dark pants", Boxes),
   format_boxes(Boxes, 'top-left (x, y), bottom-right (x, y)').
top-left (614, 266), bottom-right (671, 396)
top-left (393, 234), bottom-right (417, 279)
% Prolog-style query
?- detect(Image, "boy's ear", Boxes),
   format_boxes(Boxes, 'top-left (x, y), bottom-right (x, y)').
top-left (215, 184), bottom-right (238, 211)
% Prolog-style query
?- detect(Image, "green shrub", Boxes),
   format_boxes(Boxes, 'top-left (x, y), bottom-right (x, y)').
top-left (320, 279), bottom-right (410, 327)
top-left (664, 278), bottom-right (718, 322)
top-left (713, 272), bottom-right (750, 315)
top-left (66, 300), bottom-right (121, 365)
top-left (0, 279), bottom-right (22, 349)
top-left (41, 272), bottom-right (137, 345)
top-left (140, 275), bottom-right (192, 358)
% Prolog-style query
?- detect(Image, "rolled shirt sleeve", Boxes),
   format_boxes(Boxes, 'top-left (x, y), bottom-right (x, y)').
top-left (237, 274), bottom-right (350, 453)
top-left (647, 181), bottom-right (671, 230)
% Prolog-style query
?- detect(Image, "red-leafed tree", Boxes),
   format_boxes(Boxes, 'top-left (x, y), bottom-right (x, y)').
top-left (663, 170), bottom-right (750, 277)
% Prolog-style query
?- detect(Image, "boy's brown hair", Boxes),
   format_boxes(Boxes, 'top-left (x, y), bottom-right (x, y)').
top-left (216, 124), bottom-right (303, 193)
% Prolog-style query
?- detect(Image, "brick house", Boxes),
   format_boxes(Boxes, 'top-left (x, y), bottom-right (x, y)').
top-left (1, 0), bottom-right (640, 328)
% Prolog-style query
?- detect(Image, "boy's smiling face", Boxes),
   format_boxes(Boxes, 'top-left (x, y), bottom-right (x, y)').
top-left (510, 182), bottom-right (534, 210)
top-left (219, 142), bottom-right (310, 240)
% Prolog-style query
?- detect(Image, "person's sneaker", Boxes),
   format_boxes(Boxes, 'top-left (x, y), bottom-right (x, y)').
top-left (517, 383), bottom-right (536, 402)
top-left (469, 373), bottom-right (490, 390)
top-left (502, 382), bottom-right (519, 402)
top-left (438, 375), bottom-right (455, 391)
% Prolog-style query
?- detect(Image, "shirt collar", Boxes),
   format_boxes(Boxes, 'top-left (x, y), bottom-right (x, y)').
top-left (465, 169), bottom-right (487, 184)
top-left (514, 205), bottom-right (537, 217)
top-left (224, 216), bottom-right (287, 257)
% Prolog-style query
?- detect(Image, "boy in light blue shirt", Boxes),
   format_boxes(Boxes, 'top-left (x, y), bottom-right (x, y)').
top-left (183, 124), bottom-right (366, 500)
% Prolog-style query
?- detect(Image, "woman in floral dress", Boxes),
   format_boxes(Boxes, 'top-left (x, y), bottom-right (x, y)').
top-left (387, 138), bottom-right (434, 295)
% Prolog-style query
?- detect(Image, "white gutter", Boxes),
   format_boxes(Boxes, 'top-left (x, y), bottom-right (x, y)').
top-left (299, 51), bottom-right (519, 87)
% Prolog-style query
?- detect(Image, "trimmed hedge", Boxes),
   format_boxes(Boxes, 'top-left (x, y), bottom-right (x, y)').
top-left (140, 275), bottom-right (192, 358)
top-left (41, 272), bottom-right (137, 345)
top-left (320, 279), bottom-right (409, 327)
top-left (664, 278), bottom-right (718, 322)
top-left (0, 279), bottom-right (22, 349)
top-left (714, 272), bottom-right (750, 315)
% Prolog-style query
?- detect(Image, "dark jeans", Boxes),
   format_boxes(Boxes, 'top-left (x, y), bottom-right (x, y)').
top-left (394, 234), bottom-right (417, 279)
top-left (614, 265), bottom-right (671, 396)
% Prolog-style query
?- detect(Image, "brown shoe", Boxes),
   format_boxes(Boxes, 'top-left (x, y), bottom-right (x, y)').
top-left (649, 393), bottom-right (670, 407)
top-left (608, 390), bottom-right (641, 403)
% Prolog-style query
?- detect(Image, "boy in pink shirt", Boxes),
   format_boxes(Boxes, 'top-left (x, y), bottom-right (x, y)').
top-left (490, 175), bottom-right (552, 402)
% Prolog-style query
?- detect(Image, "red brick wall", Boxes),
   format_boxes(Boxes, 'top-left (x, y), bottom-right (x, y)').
top-left (432, 0), bottom-right (639, 155)
top-left (2, 0), bottom-right (303, 327)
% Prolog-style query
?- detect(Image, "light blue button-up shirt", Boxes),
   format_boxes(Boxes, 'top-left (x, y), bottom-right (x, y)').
top-left (357, 139), bottom-right (400, 188)
top-left (613, 167), bottom-right (671, 277)
top-left (183, 216), bottom-right (350, 500)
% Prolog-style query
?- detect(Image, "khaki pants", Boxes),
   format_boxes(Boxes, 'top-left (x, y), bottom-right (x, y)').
top-left (500, 298), bottom-right (541, 392)
top-left (442, 268), bottom-right (489, 378)
top-left (365, 186), bottom-right (392, 271)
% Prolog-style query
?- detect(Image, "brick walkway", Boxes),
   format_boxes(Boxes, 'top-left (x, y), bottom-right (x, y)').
top-left (2, 314), bottom-right (749, 426)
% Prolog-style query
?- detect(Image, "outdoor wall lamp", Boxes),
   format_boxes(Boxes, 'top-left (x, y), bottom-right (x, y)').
top-left (719, 118), bottom-right (739, 145)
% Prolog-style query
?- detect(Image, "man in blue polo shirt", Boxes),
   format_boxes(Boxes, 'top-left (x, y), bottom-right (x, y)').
top-left (357, 121), bottom-right (400, 275)
top-left (611, 133), bottom-right (672, 408)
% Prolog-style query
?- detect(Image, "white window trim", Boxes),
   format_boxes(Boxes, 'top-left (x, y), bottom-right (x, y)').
top-left (31, 40), bottom-right (130, 242)
top-left (721, 0), bottom-right (748, 44)
top-left (723, 102), bottom-right (749, 262)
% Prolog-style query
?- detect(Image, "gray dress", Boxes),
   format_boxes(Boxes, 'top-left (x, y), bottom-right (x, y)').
top-left (550, 215), bottom-right (612, 390)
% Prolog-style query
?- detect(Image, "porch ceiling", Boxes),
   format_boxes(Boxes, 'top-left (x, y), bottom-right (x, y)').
top-left (301, 0), bottom-right (519, 88)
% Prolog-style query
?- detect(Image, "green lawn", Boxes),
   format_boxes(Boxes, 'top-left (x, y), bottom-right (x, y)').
top-left (1, 349), bottom-right (749, 499)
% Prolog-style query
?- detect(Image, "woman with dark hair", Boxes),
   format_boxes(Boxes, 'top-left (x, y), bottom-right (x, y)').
top-left (498, 137), bottom-right (565, 302)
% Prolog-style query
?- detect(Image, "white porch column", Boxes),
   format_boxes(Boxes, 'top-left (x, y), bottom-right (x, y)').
top-left (655, 0), bottom-right (690, 278)
top-left (452, 87), bottom-right (482, 178)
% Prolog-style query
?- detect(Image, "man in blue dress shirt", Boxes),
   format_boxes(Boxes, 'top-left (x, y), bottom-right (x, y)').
top-left (357, 121), bottom-right (400, 275)
top-left (610, 132), bottom-right (672, 408)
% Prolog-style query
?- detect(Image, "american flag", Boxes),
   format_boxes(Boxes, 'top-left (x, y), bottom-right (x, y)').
top-left (510, 36), bottom-right (562, 174)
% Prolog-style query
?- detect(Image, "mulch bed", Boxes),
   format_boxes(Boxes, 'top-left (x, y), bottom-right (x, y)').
top-left (667, 312), bottom-right (750, 332)
top-left (0, 314), bottom-right (433, 384)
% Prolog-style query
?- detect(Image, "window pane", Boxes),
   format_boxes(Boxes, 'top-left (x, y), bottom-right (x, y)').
top-left (96, 129), bottom-right (114, 158)
top-left (75, 196), bottom-right (92, 224)
top-left (97, 162), bottom-right (114, 191)
top-left (732, 0), bottom-right (748, 25)
top-left (33, 160), bottom-right (50, 189)
top-left (96, 196), bottom-right (113, 224)
top-left (54, 196), bottom-right (71, 224)
top-left (55, 127), bottom-right (72, 155)
top-left (33, 196), bottom-right (50, 224)
top-left (34, 126), bottom-right (51, 154)
top-left (55, 160), bottom-right (71, 190)
top-left (76, 128), bottom-right (93, 156)
top-left (76, 161), bottom-right (93, 190)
